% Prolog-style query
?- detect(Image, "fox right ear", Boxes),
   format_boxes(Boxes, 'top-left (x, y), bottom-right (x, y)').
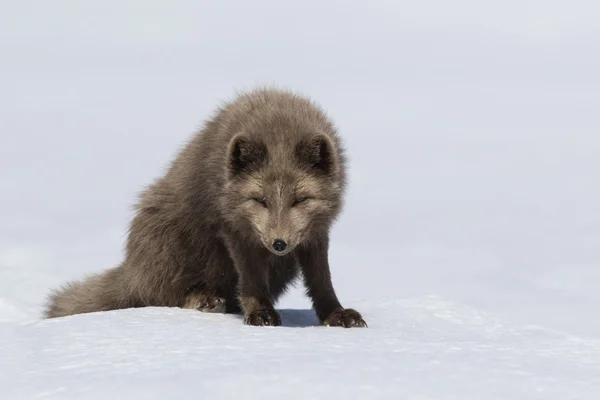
top-left (227, 133), bottom-right (268, 176)
top-left (296, 133), bottom-right (338, 176)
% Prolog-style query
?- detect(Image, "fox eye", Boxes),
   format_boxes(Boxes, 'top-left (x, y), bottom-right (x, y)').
top-left (251, 197), bottom-right (267, 207)
top-left (292, 197), bottom-right (310, 206)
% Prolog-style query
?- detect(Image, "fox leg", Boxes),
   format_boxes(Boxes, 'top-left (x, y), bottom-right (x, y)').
top-left (297, 237), bottom-right (367, 328)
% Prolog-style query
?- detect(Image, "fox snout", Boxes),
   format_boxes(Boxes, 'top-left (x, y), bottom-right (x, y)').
top-left (248, 218), bottom-right (300, 256)
top-left (261, 225), bottom-right (302, 255)
top-left (272, 239), bottom-right (287, 253)
top-left (266, 237), bottom-right (294, 256)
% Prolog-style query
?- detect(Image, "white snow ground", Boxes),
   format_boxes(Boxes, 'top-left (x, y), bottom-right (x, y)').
top-left (3, 297), bottom-right (600, 399)
top-left (2, 1), bottom-right (600, 399)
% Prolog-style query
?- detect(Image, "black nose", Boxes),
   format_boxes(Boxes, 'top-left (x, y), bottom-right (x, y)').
top-left (272, 239), bottom-right (287, 252)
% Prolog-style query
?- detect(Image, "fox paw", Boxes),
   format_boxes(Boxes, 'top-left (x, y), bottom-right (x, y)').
top-left (324, 308), bottom-right (367, 328)
top-left (183, 293), bottom-right (227, 313)
top-left (244, 308), bottom-right (282, 327)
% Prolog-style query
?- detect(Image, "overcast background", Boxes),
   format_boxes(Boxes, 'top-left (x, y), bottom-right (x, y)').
top-left (1, 0), bottom-right (599, 336)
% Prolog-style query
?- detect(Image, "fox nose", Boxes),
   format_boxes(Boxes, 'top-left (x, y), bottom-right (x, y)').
top-left (272, 239), bottom-right (287, 252)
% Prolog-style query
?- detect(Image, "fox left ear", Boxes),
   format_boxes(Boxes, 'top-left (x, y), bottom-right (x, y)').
top-left (296, 133), bottom-right (337, 176)
top-left (227, 132), bottom-right (268, 177)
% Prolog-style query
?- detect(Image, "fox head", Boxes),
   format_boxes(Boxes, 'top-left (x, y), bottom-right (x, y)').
top-left (222, 130), bottom-right (346, 256)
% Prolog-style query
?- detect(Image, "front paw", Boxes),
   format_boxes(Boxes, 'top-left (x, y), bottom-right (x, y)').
top-left (244, 308), bottom-right (282, 327)
top-left (324, 308), bottom-right (367, 328)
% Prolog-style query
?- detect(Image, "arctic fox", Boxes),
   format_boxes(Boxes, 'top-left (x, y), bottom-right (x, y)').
top-left (44, 87), bottom-right (367, 328)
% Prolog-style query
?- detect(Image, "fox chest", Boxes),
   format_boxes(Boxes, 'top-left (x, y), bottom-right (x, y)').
top-left (267, 255), bottom-right (300, 295)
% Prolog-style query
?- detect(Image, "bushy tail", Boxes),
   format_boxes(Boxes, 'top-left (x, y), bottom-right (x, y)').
top-left (44, 267), bottom-right (124, 318)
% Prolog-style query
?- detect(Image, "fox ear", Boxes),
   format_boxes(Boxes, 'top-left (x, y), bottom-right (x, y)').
top-left (227, 133), bottom-right (268, 176)
top-left (296, 133), bottom-right (337, 176)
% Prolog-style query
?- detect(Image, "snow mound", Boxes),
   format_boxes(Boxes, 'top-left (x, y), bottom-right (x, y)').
top-left (1, 296), bottom-right (599, 399)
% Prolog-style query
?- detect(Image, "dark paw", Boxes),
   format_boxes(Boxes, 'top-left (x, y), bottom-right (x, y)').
top-left (244, 308), bottom-right (282, 327)
top-left (324, 308), bottom-right (367, 328)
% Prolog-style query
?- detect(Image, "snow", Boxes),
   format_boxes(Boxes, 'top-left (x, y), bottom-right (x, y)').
top-left (3, 297), bottom-right (600, 399)
top-left (1, 0), bottom-right (600, 398)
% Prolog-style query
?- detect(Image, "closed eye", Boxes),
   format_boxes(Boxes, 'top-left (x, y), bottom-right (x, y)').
top-left (251, 197), bottom-right (267, 207)
top-left (292, 197), bottom-right (311, 206)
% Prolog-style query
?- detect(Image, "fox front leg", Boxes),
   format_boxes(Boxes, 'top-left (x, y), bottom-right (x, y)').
top-left (224, 235), bottom-right (282, 327)
top-left (297, 238), bottom-right (367, 328)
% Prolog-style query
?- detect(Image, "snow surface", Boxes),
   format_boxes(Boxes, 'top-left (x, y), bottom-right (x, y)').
top-left (3, 297), bottom-right (600, 399)
top-left (2, 0), bottom-right (600, 399)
